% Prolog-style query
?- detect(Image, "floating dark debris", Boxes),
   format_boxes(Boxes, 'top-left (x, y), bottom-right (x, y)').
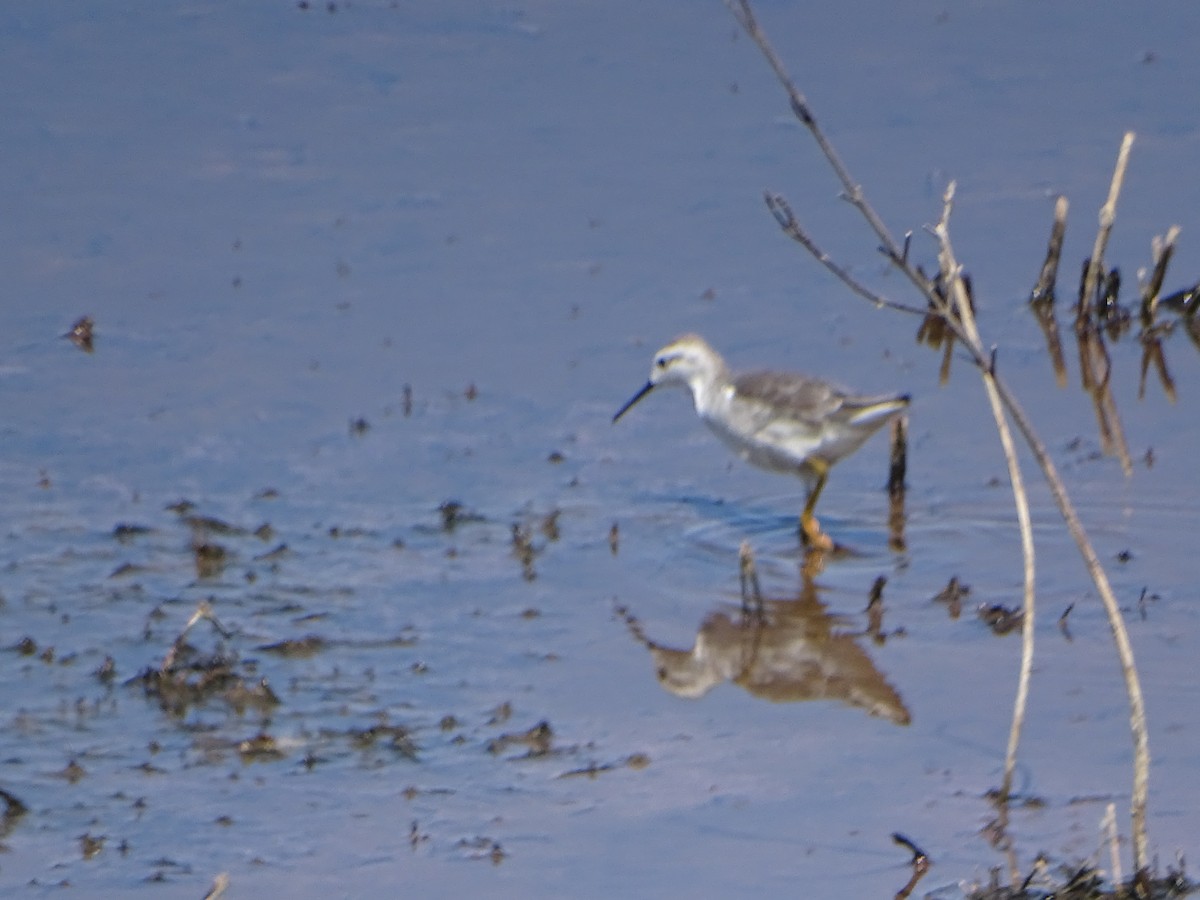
top-left (511, 523), bottom-right (539, 581)
top-left (438, 500), bottom-right (485, 532)
top-left (185, 514), bottom-right (246, 537)
top-left (56, 760), bottom-right (87, 784)
top-left (486, 719), bottom-right (554, 757)
top-left (349, 724), bottom-right (418, 760)
top-left (79, 832), bottom-right (105, 860)
top-left (113, 523), bottom-right (153, 543)
top-left (558, 754), bottom-right (649, 779)
top-left (237, 733), bottom-right (284, 763)
top-left (254, 543), bottom-right (289, 562)
top-left (64, 315), bottom-right (95, 353)
top-left (224, 679), bottom-right (281, 715)
top-left (193, 542), bottom-right (228, 579)
top-left (978, 603), bottom-right (1025, 636)
top-left (932, 576), bottom-right (971, 620)
top-left (409, 820), bottom-right (429, 850)
top-left (134, 602), bottom-right (276, 718)
top-left (557, 761), bottom-right (617, 779)
top-left (0, 788), bottom-right (29, 839)
top-left (486, 701), bottom-right (512, 725)
top-left (15, 636), bottom-right (38, 656)
top-left (256, 635), bottom-right (327, 658)
top-left (109, 561), bottom-right (145, 579)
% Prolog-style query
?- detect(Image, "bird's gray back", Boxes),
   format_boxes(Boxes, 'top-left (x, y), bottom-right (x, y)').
top-left (731, 371), bottom-right (846, 428)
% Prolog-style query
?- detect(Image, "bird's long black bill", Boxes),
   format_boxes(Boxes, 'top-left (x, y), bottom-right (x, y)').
top-left (612, 381), bottom-right (655, 423)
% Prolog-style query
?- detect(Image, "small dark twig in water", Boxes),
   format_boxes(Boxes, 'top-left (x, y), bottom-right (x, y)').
top-left (1058, 603), bottom-right (1075, 641)
top-left (866, 575), bottom-right (886, 644)
top-left (891, 832), bottom-right (931, 899)
top-left (738, 540), bottom-right (763, 614)
top-left (887, 417), bottom-right (908, 552)
top-left (1029, 197), bottom-right (1070, 387)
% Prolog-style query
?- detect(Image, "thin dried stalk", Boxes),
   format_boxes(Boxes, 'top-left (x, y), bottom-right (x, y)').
top-left (1073, 138), bottom-right (1135, 473)
top-left (1029, 196), bottom-right (1069, 387)
top-left (1079, 133), bottom-right (1135, 321)
top-left (1075, 325), bottom-right (1129, 469)
top-left (934, 185), bottom-right (1036, 826)
top-left (765, 193), bottom-right (925, 315)
top-left (989, 360), bottom-right (1149, 873)
top-left (1138, 227), bottom-right (1181, 402)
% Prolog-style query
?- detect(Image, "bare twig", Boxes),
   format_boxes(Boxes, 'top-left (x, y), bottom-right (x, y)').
top-left (1079, 133), bottom-right (1135, 322)
top-left (989, 360), bottom-right (1149, 871)
top-left (1138, 227), bottom-right (1181, 401)
top-left (1102, 803), bottom-right (1123, 886)
top-left (892, 832), bottom-right (932, 899)
top-left (933, 185), bottom-right (1036, 813)
top-left (1029, 196), bottom-right (1069, 387)
top-left (738, 539), bottom-right (764, 613)
top-left (764, 193), bottom-right (926, 315)
top-left (1073, 137), bottom-right (1136, 473)
top-left (887, 417), bottom-right (908, 552)
top-left (725, 0), bottom-right (931, 307)
top-left (203, 873), bottom-right (231, 900)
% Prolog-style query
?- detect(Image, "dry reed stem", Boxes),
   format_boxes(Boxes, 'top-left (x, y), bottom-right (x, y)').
top-left (727, 0), bottom-right (1150, 873)
top-left (1077, 135), bottom-right (1135, 474)
top-left (1080, 133), bottom-right (1135, 320)
top-left (1029, 196), bottom-right (1070, 387)
top-left (934, 185), bottom-right (1035, 884)
top-left (1138, 226), bottom-right (1182, 402)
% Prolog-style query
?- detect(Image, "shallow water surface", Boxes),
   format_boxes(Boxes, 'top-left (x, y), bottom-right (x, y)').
top-left (3, 2), bottom-right (1200, 897)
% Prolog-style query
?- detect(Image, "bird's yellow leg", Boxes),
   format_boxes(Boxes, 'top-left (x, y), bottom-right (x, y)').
top-left (799, 462), bottom-right (834, 551)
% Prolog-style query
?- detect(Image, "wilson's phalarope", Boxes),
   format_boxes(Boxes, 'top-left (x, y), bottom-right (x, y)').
top-left (613, 334), bottom-right (910, 549)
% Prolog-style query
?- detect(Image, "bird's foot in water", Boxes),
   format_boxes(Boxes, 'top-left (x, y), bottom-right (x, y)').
top-left (799, 515), bottom-right (836, 553)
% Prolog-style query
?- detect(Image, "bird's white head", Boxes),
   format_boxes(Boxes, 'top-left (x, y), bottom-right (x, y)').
top-left (647, 334), bottom-right (724, 392)
top-left (613, 334), bottom-right (727, 423)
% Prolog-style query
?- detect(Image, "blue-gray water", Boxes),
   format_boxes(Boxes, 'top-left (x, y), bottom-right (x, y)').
top-left (3, 2), bottom-right (1200, 896)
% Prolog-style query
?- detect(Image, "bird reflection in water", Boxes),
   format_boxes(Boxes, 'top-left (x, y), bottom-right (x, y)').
top-left (616, 543), bottom-right (910, 726)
